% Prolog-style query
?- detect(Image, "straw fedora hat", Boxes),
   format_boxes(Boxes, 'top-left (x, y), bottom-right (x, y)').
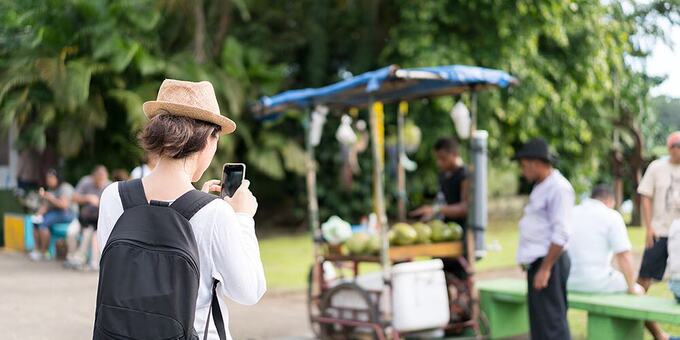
top-left (143, 79), bottom-right (236, 135)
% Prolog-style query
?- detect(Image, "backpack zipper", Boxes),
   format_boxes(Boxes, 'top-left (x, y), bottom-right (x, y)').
top-left (102, 239), bottom-right (200, 279)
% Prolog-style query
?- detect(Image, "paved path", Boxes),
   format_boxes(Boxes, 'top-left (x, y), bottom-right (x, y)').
top-left (0, 250), bottom-right (312, 340)
top-left (2, 249), bottom-right (637, 339)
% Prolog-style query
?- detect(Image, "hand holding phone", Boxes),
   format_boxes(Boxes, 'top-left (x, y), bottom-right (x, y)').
top-left (221, 163), bottom-right (246, 198)
top-left (224, 179), bottom-right (258, 217)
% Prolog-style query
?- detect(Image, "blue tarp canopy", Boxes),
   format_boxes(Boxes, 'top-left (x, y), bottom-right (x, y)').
top-left (255, 64), bottom-right (518, 118)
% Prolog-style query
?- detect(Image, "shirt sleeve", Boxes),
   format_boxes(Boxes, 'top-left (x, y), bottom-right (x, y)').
top-left (59, 184), bottom-right (75, 201)
top-left (75, 177), bottom-right (88, 195)
top-left (209, 201), bottom-right (266, 306)
top-left (548, 185), bottom-right (575, 247)
top-left (637, 161), bottom-right (656, 197)
top-left (609, 212), bottom-right (632, 254)
top-left (97, 183), bottom-right (122, 253)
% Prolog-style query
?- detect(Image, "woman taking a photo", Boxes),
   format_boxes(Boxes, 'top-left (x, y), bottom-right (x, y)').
top-left (95, 79), bottom-right (265, 340)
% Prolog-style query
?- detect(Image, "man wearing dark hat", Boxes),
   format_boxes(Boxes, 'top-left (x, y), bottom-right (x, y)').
top-left (514, 138), bottom-right (574, 340)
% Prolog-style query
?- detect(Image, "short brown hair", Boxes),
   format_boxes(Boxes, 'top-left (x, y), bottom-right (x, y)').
top-left (139, 111), bottom-right (221, 159)
top-left (434, 137), bottom-right (459, 154)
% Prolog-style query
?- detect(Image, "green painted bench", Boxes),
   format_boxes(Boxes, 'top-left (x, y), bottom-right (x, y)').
top-left (477, 278), bottom-right (680, 340)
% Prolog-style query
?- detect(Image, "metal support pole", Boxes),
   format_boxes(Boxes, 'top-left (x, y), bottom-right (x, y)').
top-left (396, 101), bottom-right (407, 221)
top-left (304, 113), bottom-right (321, 239)
top-left (304, 112), bottom-right (323, 309)
top-left (369, 100), bottom-right (392, 325)
top-left (471, 130), bottom-right (488, 258)
top-left (467, 90), bottom-right (483, 338)
top-left (466, 91), bottom-right (478, 268)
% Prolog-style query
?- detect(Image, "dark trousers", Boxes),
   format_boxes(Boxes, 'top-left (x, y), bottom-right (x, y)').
top-left (527, 253), bottom-right (571, 340)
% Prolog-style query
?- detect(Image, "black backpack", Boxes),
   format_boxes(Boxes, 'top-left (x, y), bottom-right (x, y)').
top-left (93, 179), bottom-right (226, 340)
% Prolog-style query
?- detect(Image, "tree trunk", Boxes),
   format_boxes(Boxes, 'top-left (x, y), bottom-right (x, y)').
top-left (193, 0), bottom-right (206, 64)
top-left (629, 125), bottom-right (643, 226)
top-left (211, 0), bottom-right (233, 58)
top-left (611, 148), bottom-right (625, 209)
top-left (616, 108), bottom-right (645, 227)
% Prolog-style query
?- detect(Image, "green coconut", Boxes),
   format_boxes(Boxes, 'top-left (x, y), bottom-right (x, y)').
top-left (392, 222), bottom-right (417, 246)
top-left (448, 222), bottom-right (464, 241)
top-left (345, 232), bottom-right (370, 255)
top-left (412, 222), bottom-right (432, 244)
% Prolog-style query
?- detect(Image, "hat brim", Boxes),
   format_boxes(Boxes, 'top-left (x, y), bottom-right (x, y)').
top-left (142, 101), bottom-right (236, 135)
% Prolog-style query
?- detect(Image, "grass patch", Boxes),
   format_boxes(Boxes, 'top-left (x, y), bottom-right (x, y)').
top-left (258, 233), bottom-right (313, 290)
top-left (257, 219), bottom-right (529, 290)
top-left (259, 221), bottom-right (651, 290)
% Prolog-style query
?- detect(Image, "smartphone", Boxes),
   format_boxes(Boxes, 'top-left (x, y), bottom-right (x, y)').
top-left (221, 163), bottom-right (246, 198)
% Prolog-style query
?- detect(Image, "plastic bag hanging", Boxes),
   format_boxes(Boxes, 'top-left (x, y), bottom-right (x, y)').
top-left (450, 101), bottom-right (471, 140)
top-left (350, 119), bottom-right (369, 174)
top-left (309, 105), bottom-right (329, 147)
top-left (337, 114), bottom-right (359, 191)
top-left (336, 114), bottom-right (357, 146)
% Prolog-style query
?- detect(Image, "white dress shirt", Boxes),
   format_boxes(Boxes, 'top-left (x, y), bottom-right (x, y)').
top-left (567, 199), bottom-right (631, 293)
top-left (97, 182), bottom-right (267, 340)
top-left (517, 170), bottom-right (575, 265)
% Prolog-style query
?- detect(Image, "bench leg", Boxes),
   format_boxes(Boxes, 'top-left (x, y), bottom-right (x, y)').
top-left (587, 313), bottom-right (644, 340)
top-left (479, 292), bottom-right (529, 339)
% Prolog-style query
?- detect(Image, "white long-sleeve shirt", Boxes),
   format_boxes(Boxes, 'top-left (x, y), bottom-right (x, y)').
top-left (97, 182), bottom-right (266, 340)
top-left (517, 170), bottom-right (575, 265)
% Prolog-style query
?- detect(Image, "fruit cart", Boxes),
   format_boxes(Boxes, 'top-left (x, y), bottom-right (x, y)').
top-left (255, 65), bottom-right (518, 339)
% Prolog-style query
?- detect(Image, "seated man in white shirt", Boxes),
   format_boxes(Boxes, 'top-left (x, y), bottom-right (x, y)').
top-left (568, 184), bottom-right (644, 294)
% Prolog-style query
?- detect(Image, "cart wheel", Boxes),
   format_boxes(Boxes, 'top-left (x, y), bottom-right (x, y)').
top-left (307, 265), bottom-right (323, 338)
top-left (445, 273), bottom-right (473, 323)
top-left (319, 282), bottom-right (381, 340)
top-left (475, 310), bottom-right (490, 338)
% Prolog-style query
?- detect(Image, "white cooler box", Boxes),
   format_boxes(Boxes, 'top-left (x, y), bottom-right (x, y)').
top-left (329, 259), bottom-right (450, 332)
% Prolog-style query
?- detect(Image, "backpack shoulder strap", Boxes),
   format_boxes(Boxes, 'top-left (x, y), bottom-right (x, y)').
top-left (118, 179), bottom-right (148, 210)
top-left (171, 190), bottom-right (218, 221)
top-left (203, 280), bottom-right (227, 340)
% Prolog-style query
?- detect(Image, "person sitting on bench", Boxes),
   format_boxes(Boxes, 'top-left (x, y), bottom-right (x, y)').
top-left (29, 169), bottom-right (76, 261)
top-left (567, 184), bottom-right (644, 295)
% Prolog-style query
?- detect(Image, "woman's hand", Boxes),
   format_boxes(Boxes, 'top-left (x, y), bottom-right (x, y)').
top-left (224, 180), bottom-right (258, 217)
top-left (201, 179), bottom-right (222, 193)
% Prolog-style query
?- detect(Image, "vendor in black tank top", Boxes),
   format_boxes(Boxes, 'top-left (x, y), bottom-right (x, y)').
top-left (438, 166), bottom-right (468, 227)
top-left (411, 137), bottom-right (469, 279)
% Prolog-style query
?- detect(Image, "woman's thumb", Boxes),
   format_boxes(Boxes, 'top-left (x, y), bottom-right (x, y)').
top-left (240, 180), bottom-right (251, 189)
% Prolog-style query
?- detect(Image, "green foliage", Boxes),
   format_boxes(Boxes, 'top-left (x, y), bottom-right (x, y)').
top-left (650, 96), bottom-right (680, 147)
top-left (1, 0), bottom-right (678, 226)
top-left (381, 1), bottom-right (635, 194)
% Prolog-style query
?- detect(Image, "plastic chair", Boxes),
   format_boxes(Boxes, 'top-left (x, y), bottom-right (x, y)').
top-left (48, 223), bottom-right (71, 258)
top-left (23, 215), bottom-right (35, 251)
